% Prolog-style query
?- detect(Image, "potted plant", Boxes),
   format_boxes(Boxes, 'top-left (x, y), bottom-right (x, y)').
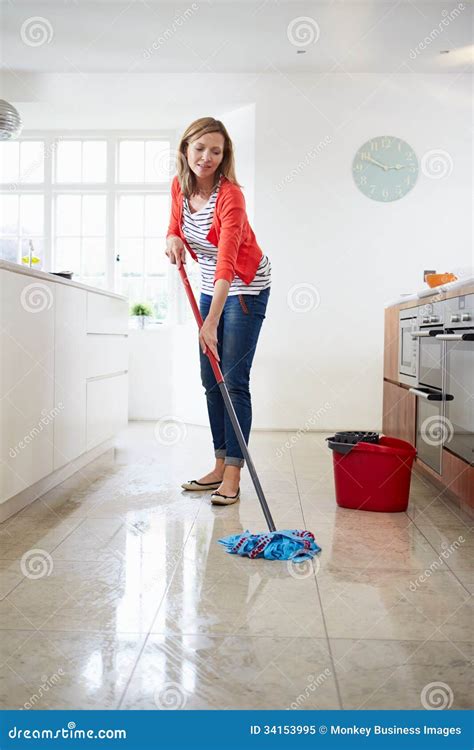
top-left (130, 302), bottom-right (153, 329)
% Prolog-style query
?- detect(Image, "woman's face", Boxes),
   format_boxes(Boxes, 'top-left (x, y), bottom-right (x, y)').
top-left (186, 132), bottom-right (225, 181)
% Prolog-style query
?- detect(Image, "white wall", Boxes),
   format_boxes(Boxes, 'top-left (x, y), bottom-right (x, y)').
top-left (6, 70), bottom-right (473, 431)
top-left (251, 72), bottom-right (473, 431)
top-left (218, 103), bottom-right (256, 222)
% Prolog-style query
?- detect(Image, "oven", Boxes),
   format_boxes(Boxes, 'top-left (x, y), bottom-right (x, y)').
top-left (436, 294), bottom-right (474, 466)
top-left (409, 301), bottom-right (449, 473)
top-left (398, 308), bottom-right (418, 386)
top-left (416, 301), bottom-right (445, 389)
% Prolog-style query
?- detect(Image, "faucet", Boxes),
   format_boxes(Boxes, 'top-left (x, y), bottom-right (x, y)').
top-left (22, 240), bottom-right (39, 268)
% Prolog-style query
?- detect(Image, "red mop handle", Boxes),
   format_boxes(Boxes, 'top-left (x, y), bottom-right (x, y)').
top-left (178, 264), bottom-right (223, 384)
top-left (178, 261), bottom-right (277, 532)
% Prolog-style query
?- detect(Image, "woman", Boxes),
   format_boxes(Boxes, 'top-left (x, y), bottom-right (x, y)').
top-left (165, 117), bottom-right (271, 506)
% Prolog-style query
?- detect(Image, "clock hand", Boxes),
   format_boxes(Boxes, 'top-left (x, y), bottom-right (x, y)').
top-left (366, 155), bottom-right (389, 170)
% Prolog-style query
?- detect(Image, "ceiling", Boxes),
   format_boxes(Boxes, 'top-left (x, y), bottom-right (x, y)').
top-left (1, 0), bottom-right (472, 75)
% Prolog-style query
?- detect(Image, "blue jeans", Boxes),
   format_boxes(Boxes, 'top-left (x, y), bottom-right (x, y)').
top-left (199, 287), bottom-right (270, 468)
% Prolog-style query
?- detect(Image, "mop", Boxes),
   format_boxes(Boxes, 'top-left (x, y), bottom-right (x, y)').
top-left (178, 264), bottom-right (321, 563)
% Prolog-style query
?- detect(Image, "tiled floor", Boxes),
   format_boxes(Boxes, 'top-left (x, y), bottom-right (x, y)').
top-left (0, 423), bottom-right (472, 710)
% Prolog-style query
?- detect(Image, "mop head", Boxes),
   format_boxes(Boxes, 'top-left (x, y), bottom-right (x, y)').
top-left (218, 529), bottom-right (321, 562)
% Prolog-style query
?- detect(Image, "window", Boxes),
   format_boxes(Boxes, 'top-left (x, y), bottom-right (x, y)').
top-left (117, 193), bottom-right (169, 319)
top-left (55, 194), bottom-right (107, 288)
top-left (55, 140), bottom-right (107, 184)
top-left (0, 132), bottom-right (175, 322)
top-left (118, 140), bottom-right (171, 183)
top-left (0, 140), bottom-right (45, 184)
top-left (0, 141), bottom-right (45, 264)
top-left (0, 193), bottom-right (44, 266)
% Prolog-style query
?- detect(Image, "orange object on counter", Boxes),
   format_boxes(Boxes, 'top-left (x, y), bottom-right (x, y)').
top-left (426, 272), bottom-right (458, 288)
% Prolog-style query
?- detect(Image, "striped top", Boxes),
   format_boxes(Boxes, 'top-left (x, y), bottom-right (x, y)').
top-left (182, 178), bottom-right (272, 297)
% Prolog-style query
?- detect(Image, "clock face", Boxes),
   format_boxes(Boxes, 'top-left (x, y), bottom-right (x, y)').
top-left (352, 136), bottom-right (419, 202)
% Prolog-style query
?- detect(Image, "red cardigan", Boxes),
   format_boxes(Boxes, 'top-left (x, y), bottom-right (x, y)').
top-left (166, 175), bottom-right (264, 285)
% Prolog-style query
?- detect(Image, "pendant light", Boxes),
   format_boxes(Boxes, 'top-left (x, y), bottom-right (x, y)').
top-left (0, 100), bottom-right (23, 140)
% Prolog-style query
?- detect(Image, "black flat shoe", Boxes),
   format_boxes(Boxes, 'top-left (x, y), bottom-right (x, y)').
top-left (210, 487), bottom-right (241, 505)
top-left (181, 479), bottom-right (222, 491)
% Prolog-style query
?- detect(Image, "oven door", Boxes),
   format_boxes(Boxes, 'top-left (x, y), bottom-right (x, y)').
top-left (437, 330), bottom-right (474, 465)
top-left (399, 314), bottom-right (418, 383)
top-left (409, 387), bottom-right (447, 473)
top-left (418, 327), bottom-right (444, 390)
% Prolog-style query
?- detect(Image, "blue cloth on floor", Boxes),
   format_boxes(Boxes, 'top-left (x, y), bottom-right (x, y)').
top-left (218, 529), bottom-right (321, 562)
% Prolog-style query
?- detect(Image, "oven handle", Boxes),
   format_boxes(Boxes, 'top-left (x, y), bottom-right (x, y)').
top-left (410, 328), bottom-right (444, 338)
top-left (409, 388), bottom-right (454, 401)
top-left (435, 333), bottom-right (474, 341)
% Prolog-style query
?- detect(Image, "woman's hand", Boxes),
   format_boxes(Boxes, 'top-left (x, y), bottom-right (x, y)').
top-left (165, 236), bottom-right (186, 268)
top-left (199, 316), bottom-right (220, 362)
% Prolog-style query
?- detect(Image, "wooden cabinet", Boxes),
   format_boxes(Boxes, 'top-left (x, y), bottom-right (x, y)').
top-left (415, 448), bottom-right (474, 514)
top-left (384, 284), bottom-right (474, 513)
top-left (383, 305), bottom-right (399, 381)
top-left (382, 380), bottom-right (416, 446)
top-left (441, 449), bottom-right (474, 508)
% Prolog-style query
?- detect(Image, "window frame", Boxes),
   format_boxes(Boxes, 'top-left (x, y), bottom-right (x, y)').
top-left (1, 130), bottom-right (176, 301)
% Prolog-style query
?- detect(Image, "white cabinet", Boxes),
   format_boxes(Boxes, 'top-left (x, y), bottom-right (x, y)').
top-left (0, 262), bottom-right (129, 512)
top-left (86, 334), bottom-right (128, 380)
top-left (86, 373), bottom-right (128, 450)
top-left (87, 293), bottom-right (128, 334)
top-left (53, 284), bottom-right (87, 471)
top-left (0, 270), bottom-right (55, 502)
top-left (85, 290), bottom-right (129, 449)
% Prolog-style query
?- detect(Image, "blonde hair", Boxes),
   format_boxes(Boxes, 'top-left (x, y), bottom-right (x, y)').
top-left (176, 117), bottom-right (240, 197)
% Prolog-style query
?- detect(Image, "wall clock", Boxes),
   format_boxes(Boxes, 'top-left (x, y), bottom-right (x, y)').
top-left (352, 136), bottom-right (418, 202)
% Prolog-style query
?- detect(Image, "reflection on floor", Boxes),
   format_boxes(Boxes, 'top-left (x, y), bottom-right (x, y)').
top-left (0, 423), bottom-right (472, 710)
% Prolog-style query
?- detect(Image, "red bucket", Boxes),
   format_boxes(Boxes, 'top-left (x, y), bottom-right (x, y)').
top-left (331, 436), bottom-right (417, 512)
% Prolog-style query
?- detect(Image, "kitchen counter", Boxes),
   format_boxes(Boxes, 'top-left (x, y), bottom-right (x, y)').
top-left (0, 264), bottom-right (129, 523)
top-left (385, 275), bottom-right (474, 309)
top-left (383, 280), bottom-right (474, 515)
top-left (0, 259), bottom-right (126, 300)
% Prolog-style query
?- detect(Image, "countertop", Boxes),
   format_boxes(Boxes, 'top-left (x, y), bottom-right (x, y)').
top-left (0, 259), bottom-right (127, 301)
top-left (385, 276), bottom-right (474, 309)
